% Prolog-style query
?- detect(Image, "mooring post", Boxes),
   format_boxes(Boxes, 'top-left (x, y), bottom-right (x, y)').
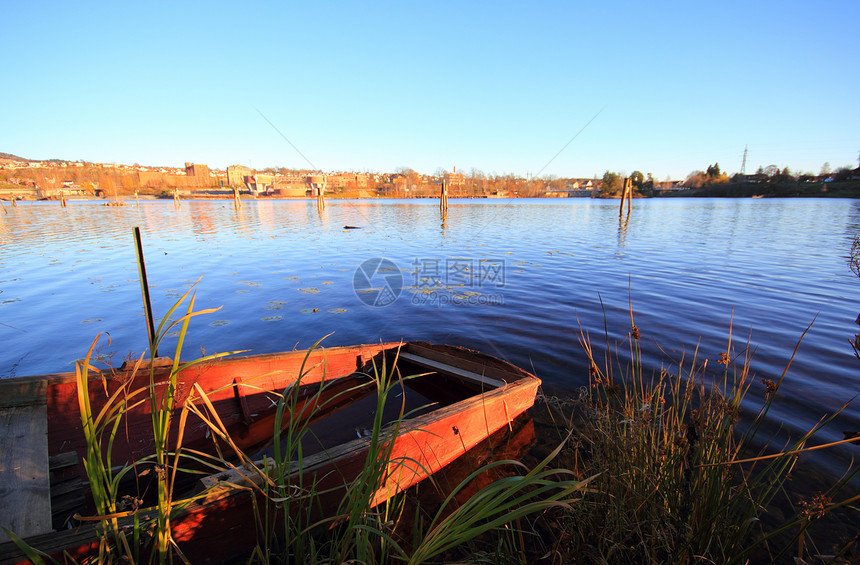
top-left (306, 175), bottom-right (326, 211)
top-left (619, 177), bottom-right (632, 217)
top-left (440, 181), bottom-right (448, 212)
top-left (133, 227), bottom-right (158, 357)
top-left (10, 193), bottom-right (17, 207)
top-left (626, 177), bottom-right (633, 214)
top-left (173, 187), bottom-right (180, 208)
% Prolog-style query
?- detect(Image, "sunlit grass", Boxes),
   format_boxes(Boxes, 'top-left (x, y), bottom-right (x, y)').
top-left (542, 307), bottom-right (860, 564)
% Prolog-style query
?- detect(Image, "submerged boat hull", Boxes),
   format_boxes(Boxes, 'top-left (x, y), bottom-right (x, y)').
top-left (0, 342), bottom-right (540, 564)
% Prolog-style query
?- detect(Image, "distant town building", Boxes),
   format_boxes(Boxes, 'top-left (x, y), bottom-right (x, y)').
top-left (445, 167), bottom-right (466, 187)
top-left (185, 162), bottom-right (209, 178)
top-left (245, 173), bottom-right (274, 194)
top-left (227, 164), bottom-right (251, 186)
top-left (327, 172), bottom-right (372, 190)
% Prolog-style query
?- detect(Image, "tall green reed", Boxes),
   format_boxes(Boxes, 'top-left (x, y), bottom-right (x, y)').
top-left (561, 306), bottom-right (858, 564)
top-left (75, 283), bottom-right (238, 564)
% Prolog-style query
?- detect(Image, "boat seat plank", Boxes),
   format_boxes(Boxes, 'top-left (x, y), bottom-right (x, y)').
top-left (0, 404), bottom-right (52, 543)
top-left (48, 451), bottom-right (78, 472)
top-left (397, 352), bottom-right (506, 389)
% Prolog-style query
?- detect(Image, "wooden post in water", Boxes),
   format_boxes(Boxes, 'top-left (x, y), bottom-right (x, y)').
top-left (133, 227), bottom-right (158, 358)
top-left (307, 175), bottom-right (326, 211)
top-left (440, 181), bottom-right (449, 212)
top-left (59, 190), bottom-right (66, 208)
top-left (173, 187), bottom-right (180, 208)
top-left (619, 177), bottom-right (632, 217)
top-left (10, 193), bottom-right (16, 207)
top-left (232, 186), bottom-right (242, 209)
top-left (626, 177), bottom-right (633, 213)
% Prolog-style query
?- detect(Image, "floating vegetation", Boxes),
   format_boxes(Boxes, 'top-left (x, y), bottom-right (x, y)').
top-left (209, 320), bottom-right (230, 327)
top-left (300, 308), bottom-right (320, 314)
top-left (2, 297), bottom-right (21, 304)
top-left (80, 317), bottom-right (103, 324)
top-left (265, 301), bottom-right (287, 310)
top-left (261, 315), bottom-right (283, 322)
top-left (298, 287), bottom-right (320, 294)
top-left (240, 281), bottom-right (261, 287)
top-left (327, 308), bottom-right (347, 314)
top-left (321, 281), bottom-right (334, 285)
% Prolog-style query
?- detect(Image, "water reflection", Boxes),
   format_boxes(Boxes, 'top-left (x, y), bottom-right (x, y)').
top-left (617, 214), bottom-right (629, 248)
top-left (1, 198), bottom-right (859, 479)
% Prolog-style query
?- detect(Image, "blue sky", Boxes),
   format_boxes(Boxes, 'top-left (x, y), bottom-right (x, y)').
top-left (3, 0), bottom-right (858, 179)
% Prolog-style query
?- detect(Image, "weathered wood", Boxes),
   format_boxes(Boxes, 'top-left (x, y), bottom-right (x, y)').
top-left (397, 352), bottom-right (506, 388)
top-left (48, 451), bottom-right (78, 472)
top-left (403, 343), bottom-right (523, 385)
top-left (0, 524), bottom-right (100, 565)
top-left (233, 377), bottom-right (253, 425)
top-left (626, 176), bottom-right (633, 212)
top-left (619, 177), bottom-right (632, 217)
top-left (0, 379), bottom-right (46, 408)
top-left (0, 404), bottom-right (52, 543)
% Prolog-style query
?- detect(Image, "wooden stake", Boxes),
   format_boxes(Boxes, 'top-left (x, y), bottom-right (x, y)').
top-left (440, 181), bottom-right (448, 212)
top-left (626, 177), bottom-right (632, 214)
top-left (619, 177), bottom-right (632, 217)
top-left (133, 227), bottom-right (158, 357)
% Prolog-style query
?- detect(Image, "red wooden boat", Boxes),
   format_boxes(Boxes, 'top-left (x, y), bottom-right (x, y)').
top-left (0, 341), bottom-right (540, 564)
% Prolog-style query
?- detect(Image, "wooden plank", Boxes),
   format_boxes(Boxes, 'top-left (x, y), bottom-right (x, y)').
top-left (233, 377), bottom-right (253, 425)
top-left (0, 404), bottom-right (52, 543)
top-left (397, 352), bottom-right (507, 389)
top-left (0, 379), bottom-right (46, 408)
top-left (48, 451), bottom-right (78, 472)
top-left (403, 344), bottom-right (524, 384)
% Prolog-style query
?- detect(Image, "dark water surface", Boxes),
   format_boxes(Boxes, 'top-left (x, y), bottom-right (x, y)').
top-left (2, 197), bottom-right (860, 473)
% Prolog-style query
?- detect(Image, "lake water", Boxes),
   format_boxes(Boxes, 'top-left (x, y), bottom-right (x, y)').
top-left (2, 197), bottom-right (860, 475)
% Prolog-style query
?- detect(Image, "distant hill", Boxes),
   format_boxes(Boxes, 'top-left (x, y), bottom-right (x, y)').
top-left (0, 152), bottom-right (66, 164)
top-left (0, 152), bottom-right (31, 162)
